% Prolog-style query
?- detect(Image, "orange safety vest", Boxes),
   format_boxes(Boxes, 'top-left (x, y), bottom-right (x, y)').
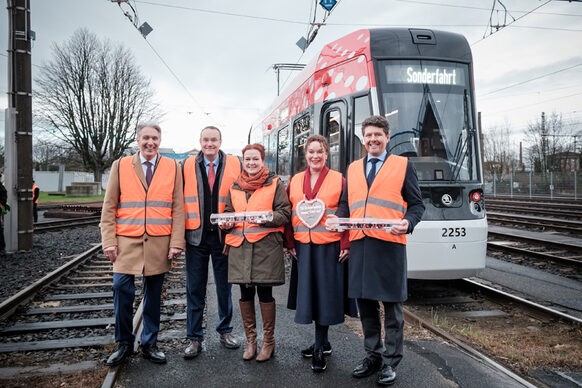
top-left (115, 155), bottom-right (176, 237)
top-left (289, 170), bottom-right (343, 244)
top-left (347, 155), bottom-right (408, 244)
top-left (32, 183), bottom-right (39, 204)
top-left (183, 154), bottom-right (241, 230)
top-left (225, 177), bottom-right (284, 247)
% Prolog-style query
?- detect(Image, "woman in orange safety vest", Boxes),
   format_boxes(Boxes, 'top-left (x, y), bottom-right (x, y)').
top-left (220, 143), bottom-right (290, 362)
top-left (284, 135), bottom-right (355, 373)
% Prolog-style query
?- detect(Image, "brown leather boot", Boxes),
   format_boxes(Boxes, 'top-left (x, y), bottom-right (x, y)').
top-left (256, 301), bottom-right (276, 362)
top-left (239, 300), bottom-right (257, 360)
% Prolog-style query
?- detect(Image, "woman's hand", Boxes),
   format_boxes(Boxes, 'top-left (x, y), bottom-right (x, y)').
top-left (221, 221), bottom-right (234, 229)
top-left (288, 248), bottom-right (297, 259)
top-left (338, 249), bottom-right (349, 262)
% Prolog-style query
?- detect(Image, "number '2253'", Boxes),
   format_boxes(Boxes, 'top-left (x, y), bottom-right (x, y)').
top-left (441, 227), bottom-right (466, 237)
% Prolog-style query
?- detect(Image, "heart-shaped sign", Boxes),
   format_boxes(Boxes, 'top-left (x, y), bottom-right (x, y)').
top-left (296, 198), bottom-right (325, 229)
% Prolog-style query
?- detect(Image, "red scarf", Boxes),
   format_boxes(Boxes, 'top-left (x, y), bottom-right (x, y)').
top-left (237, 167), bottom-right (270, 193)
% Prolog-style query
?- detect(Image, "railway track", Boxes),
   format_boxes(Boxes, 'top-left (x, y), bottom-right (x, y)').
top-left (406, 277), bottom-right (582, 387)
top-left (487, 227), bottom-right (582, 270)
top-left (487, 211), bottom-right (582, 235)
top-left (33, 216), bottom-right (101, 233)
top-left (0, 244), bottom-right (187, 387)
top-left (485, 202), bottom-right (582, 220)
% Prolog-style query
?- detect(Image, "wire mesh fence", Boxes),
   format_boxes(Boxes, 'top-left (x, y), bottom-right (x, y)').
top-left (484, 171), bottom-right (580, 199)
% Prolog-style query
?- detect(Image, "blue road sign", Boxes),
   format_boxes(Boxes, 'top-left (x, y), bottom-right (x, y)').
top-left (319, 0), bottom-right (337, 12)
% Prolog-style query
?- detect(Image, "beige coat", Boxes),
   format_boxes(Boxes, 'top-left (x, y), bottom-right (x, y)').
top-left (100, 153), bottom-right (185, 276)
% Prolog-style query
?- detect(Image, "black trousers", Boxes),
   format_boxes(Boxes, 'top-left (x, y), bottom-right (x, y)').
top-left (357, 298), bottom-right (404, 369)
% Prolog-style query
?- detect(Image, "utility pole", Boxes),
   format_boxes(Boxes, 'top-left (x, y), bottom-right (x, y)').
top-left (5, 0), bottom-right (33, 251)
top-left (541, 111), bottom-right (547, 173)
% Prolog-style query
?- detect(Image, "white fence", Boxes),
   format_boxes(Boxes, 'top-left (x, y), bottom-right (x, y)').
top-left (33, 171), bottom-right (110, 192)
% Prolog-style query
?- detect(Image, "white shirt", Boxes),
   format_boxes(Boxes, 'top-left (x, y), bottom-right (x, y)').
top-left (366, 150), bottom-right (387, 177)
top-left (139, 153), bottom-right (158, 177)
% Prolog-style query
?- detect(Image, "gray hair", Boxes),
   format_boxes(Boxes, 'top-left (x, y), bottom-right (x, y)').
top-left (200, 126), bottom-right (222, 140)
top-left (137, 122), bottom-right (162, 137)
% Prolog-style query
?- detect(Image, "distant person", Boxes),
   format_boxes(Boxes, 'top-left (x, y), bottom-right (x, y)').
top-left (220, 143), bottom-right (290, 362)
top-left (32, 180), bottom-right (39, 222)
top-left (181, 126), bottom-right (241, 359)
top-left (333, 115), bottom-right (424, 386)
top-left (285, 135), bottom-right (356, 373)
top-left (100, 122), bottom-right (185, 366)
top-left (0, 173), bottom-right (7, 255)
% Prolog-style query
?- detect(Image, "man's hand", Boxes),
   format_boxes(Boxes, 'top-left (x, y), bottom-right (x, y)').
top-left (168, 247), bottom-right (183, 260)
top-left (390, 219), bottom-right (409, 236)
top-left (104, 246), bottom-right (118, 263)
top-left (288, 247), bottom-right (297, 259)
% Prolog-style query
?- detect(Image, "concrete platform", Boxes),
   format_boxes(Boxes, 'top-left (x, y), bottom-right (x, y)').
top-left (114, 266), bottom-right (527, 387)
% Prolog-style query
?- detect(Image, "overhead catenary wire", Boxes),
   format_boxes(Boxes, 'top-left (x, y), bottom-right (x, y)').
top-left (471, 0), bottom-right (553, 45)
top-left (115, 1), bottom-right (210, 118)
top-left (479, 63), bottom-right (582, 97)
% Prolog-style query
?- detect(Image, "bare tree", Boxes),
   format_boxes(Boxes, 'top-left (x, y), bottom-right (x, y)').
top-left (524, 112), bottom-right (573, 172)
top-left (35, 29), bottom-right (161, 183)
top-left (483, 123), bottom-right (515, 178)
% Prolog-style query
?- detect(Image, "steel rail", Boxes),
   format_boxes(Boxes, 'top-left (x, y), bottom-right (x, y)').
top-left (487, 211), bottom-right (582, 229)
top-left (486, 198), bottom-right (582, 211)
top-left (403, 308), bottom-right (537, 388)
top-left (101, 300), bottom-right (144, 388)
top-left (0, 245), bottom-right (101, 320)
top-left (488, 241), bottom-right (582, 267)
top-left (461, 278), bottom-right (582, 326)
top-left (486, 204), bottom-right (581, 218)
top-left (487, 231), bottom-right (582, 253)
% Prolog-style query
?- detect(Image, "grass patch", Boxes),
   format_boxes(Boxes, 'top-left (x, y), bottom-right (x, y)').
top-left (39, 191), bottom-right (105, 204)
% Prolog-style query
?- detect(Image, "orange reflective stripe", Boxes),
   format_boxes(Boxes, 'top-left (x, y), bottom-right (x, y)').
top-left (115, 155), bottom-right (176, 237)
top-left (347, 155), bottom-right (407, 244)
top-left (225, 177), bottom-right (283, 247)
top-left (183, 154), bottom-right (241, 230)
top-left (289, 170), bottom-right (343, 244)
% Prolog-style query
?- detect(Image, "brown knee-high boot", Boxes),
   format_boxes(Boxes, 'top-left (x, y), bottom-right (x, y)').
top-left (239, 300), bottom-right (257, 360)
top-left (256, 301), bottom-right (276, 362)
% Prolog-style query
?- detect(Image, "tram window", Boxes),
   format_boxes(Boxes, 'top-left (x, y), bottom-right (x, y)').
top-left (293, 114), bottom-right (311, 173)
top-left (353, 95), bottom-right (371, 159)
top-left (277, 126), bottom-right (290, 177)
top-left (324, 110), bottom-right (341, 170)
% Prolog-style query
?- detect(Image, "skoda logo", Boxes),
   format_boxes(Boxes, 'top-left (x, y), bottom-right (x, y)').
top-left (441, 194), bottom-right (453, 206)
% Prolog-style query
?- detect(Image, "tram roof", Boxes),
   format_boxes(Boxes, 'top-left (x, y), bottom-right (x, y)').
top-left (251, 28), bottom-right (471, 138)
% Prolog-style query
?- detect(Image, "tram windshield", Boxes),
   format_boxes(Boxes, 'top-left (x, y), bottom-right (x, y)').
top-left (376, 60), bottom-right (479, 182)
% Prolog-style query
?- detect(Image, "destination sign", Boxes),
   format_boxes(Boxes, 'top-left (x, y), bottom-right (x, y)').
top-left (384, 63), bottom-right (466, 87)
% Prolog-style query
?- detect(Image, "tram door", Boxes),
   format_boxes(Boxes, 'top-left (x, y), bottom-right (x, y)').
top-left (321, 101), bottom-right (347, 172)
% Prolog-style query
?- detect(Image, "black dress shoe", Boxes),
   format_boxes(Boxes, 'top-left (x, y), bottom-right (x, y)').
top-left (106, 344), bottom-right (133, 366)
top-left (352, 357), bottom-right (383, 378)
top-left (301, 343), bottom-right (332, 358)
top-left (141, 344), bottom-right (166, 364)
top-left (376, 365), bottom-right (396, 386)
top-left (311, 349), bottom-right (327, 373)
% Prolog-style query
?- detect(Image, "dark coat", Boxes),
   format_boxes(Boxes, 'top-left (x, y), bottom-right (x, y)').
top-left (336, 156), bottom-right (424, 302)
top-left (224, 173), bottom-right (291, 285)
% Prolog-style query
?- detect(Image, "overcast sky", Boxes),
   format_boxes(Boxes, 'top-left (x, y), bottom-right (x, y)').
top-left (1, 0), bottom-right (581, 154)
